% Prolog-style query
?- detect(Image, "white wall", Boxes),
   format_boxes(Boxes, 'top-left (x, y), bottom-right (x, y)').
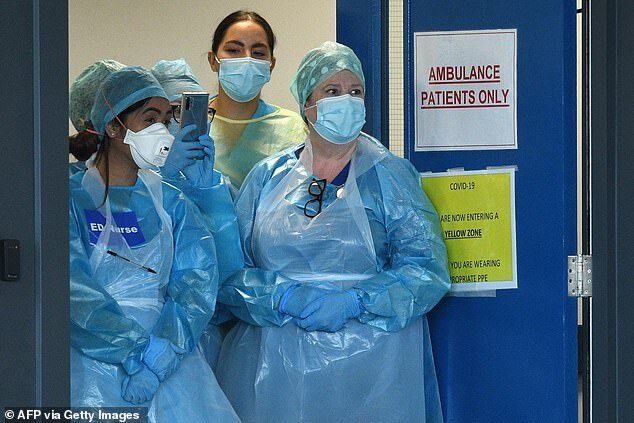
top-left (69, 0), bottom-right (337, 132)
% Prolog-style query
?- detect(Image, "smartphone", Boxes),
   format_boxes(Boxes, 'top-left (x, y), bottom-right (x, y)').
top-left (179, 92), bottom-right (210, 141)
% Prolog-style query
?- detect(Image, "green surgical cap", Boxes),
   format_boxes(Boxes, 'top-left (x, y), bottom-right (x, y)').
top-left (69, 59), bottom-right (126, 132)
top-left (290, 41), bottom-right (365, 118)
top-left (151, 59), bottom-right (205, 102)
top-left (90, 66), bottom-right (168, 138)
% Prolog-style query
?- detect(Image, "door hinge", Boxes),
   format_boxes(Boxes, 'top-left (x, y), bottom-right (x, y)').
top-left (567, 255), bottom-right (592, 297)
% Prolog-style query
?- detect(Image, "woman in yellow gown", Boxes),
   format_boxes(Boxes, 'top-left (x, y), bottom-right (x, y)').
top-left (207, 10), bottom-right (307, 190)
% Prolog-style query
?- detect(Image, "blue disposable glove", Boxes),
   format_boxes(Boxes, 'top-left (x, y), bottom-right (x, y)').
top-left (142, 335), bottom-right (183, 382)
top-left (121, 364), bottom-right (160, 404)
top-left (294, 290), bottom-right (362, 332)
top-left (181, 133), bottom-right (220, 187)
top-left (279, 284), bottom-right (334, 317)
top-left (160, 124), bottom-right (204, 178)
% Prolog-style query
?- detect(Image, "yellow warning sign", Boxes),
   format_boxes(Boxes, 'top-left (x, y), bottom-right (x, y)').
top-left (421, 168), bottom-right (517, 291)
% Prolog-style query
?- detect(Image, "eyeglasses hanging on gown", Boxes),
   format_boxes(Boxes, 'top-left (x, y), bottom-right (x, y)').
top-left (303, 178), bottom-right (327, 218)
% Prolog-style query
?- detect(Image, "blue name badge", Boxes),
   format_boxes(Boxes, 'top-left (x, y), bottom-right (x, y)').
top-left (84, 209), bottom-right (146, 247)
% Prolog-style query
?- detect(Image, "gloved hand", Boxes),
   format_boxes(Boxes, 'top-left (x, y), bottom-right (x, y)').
top-left (160, 124), bottom-right (204, 178)
top-left (279, 284), bottom-right (333, 317)
top-left (142, 335), bottom-right (183, 382)
top-left (121, 364), bottom-right (160, 404)
top-left (294, 290), bottom-right (361, 332)
top-left (181, 133), bottom-right (219, 187)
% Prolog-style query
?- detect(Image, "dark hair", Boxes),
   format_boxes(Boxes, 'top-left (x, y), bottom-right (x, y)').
top-left (68, 121), bottom-right (99, 161)
top-left (68, 98), bottom-right (149, 205)
top-left (212, 10), bottom-right (276, 56)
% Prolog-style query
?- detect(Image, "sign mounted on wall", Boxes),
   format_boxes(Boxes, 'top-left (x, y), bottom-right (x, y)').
top-left (421, 167), bottom-right (517, 293)
top-left (414, 29), bottom-right (517, 151)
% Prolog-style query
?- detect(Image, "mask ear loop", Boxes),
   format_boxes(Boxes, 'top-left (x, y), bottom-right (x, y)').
top-left (101, 89), bottom-right (128, 132)
top-left (83, 87), bottom-right (129, 140)
top-left (303, 101), bottom-right (318, 127)
top-left (85, 128), bottom-right (103, 137)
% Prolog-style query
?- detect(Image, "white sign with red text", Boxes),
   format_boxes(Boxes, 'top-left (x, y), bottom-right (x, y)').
top-left (414, 29), bottom-right (517, 151)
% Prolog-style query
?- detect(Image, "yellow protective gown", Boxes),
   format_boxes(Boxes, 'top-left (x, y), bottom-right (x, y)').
top-left (210, 99), bottom-right (307, 189)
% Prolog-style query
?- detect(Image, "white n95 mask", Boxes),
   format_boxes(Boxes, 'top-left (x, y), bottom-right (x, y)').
top-left (123, 122), bottom-right (174, 169)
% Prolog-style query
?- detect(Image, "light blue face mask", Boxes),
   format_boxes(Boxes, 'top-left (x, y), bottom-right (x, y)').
top-left (306, 94), bottom-right (366, 144)
top-left (217, 57), bottom-right (271, 103)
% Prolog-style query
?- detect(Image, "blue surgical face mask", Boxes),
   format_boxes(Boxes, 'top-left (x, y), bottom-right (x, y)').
top-left (305, 94), bottom-right (366, 144)
top-left (217, 57), bottom-right (271, 103)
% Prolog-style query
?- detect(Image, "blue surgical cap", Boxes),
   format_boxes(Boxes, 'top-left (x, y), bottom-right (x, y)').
top-left (290, 41), bottom-right (365, 117)
top-left (69, 59), bottom-right (126, 132)
top-left (151, 59), bottom-right (205, 102)
top-left (90, 66), bottom-right (168, 138)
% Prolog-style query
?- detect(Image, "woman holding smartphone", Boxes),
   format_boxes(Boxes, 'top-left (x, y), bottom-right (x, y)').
top-left (207, 10), bottom-right (307, 190)
top-left (151, 58), bottom-right (244, 371)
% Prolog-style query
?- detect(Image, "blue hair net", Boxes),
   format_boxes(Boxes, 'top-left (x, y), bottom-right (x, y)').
top-left (290, 41), bottom-right (365, 117)
top-left (90, 66), bottom-right (168, 138)
top-left (151, 59), bottom-right (205, 102)
top-left (69, 60), bottom-right (126, 132)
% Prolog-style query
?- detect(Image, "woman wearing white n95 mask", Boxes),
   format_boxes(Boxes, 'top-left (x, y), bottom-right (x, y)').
top-left (68, 66), bottom-right (239, 422)
top-left (207, 10), bottom-right (307, 190)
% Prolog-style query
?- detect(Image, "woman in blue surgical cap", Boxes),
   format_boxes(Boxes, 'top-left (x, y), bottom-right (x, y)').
top-left (151, 58), bottom-right (244, 371)
top-left (215, 41), bottom-right (451, 422)
top-left (207, 10), bottom-right (308, 190)
top-left (68, 66), bottom-right (239, 422)
top-left (68, 59), bottom-right (127, 175)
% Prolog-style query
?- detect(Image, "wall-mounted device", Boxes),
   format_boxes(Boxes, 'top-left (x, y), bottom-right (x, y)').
top-left (1, 239), bottom-right (20, 281)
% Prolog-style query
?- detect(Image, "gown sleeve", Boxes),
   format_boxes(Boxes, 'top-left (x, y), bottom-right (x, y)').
top-left (150, 190), bottom-right (219, 353)
top-left (217, 163), bottom-right (300, 327)
top-left (164, 171), bottom-right (244, 283)
top-left (353, 160), bottom-right (451, 332)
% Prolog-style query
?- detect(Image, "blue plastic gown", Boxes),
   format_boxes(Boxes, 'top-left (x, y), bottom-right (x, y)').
top-left (70, 168), bottom-right (239, 422)
top-left (216, 134), bottom-right (451, 422)
top-left (69, 161), bottom-right (86, 176)
top-left (161, 169), bottom-right (244, 369)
